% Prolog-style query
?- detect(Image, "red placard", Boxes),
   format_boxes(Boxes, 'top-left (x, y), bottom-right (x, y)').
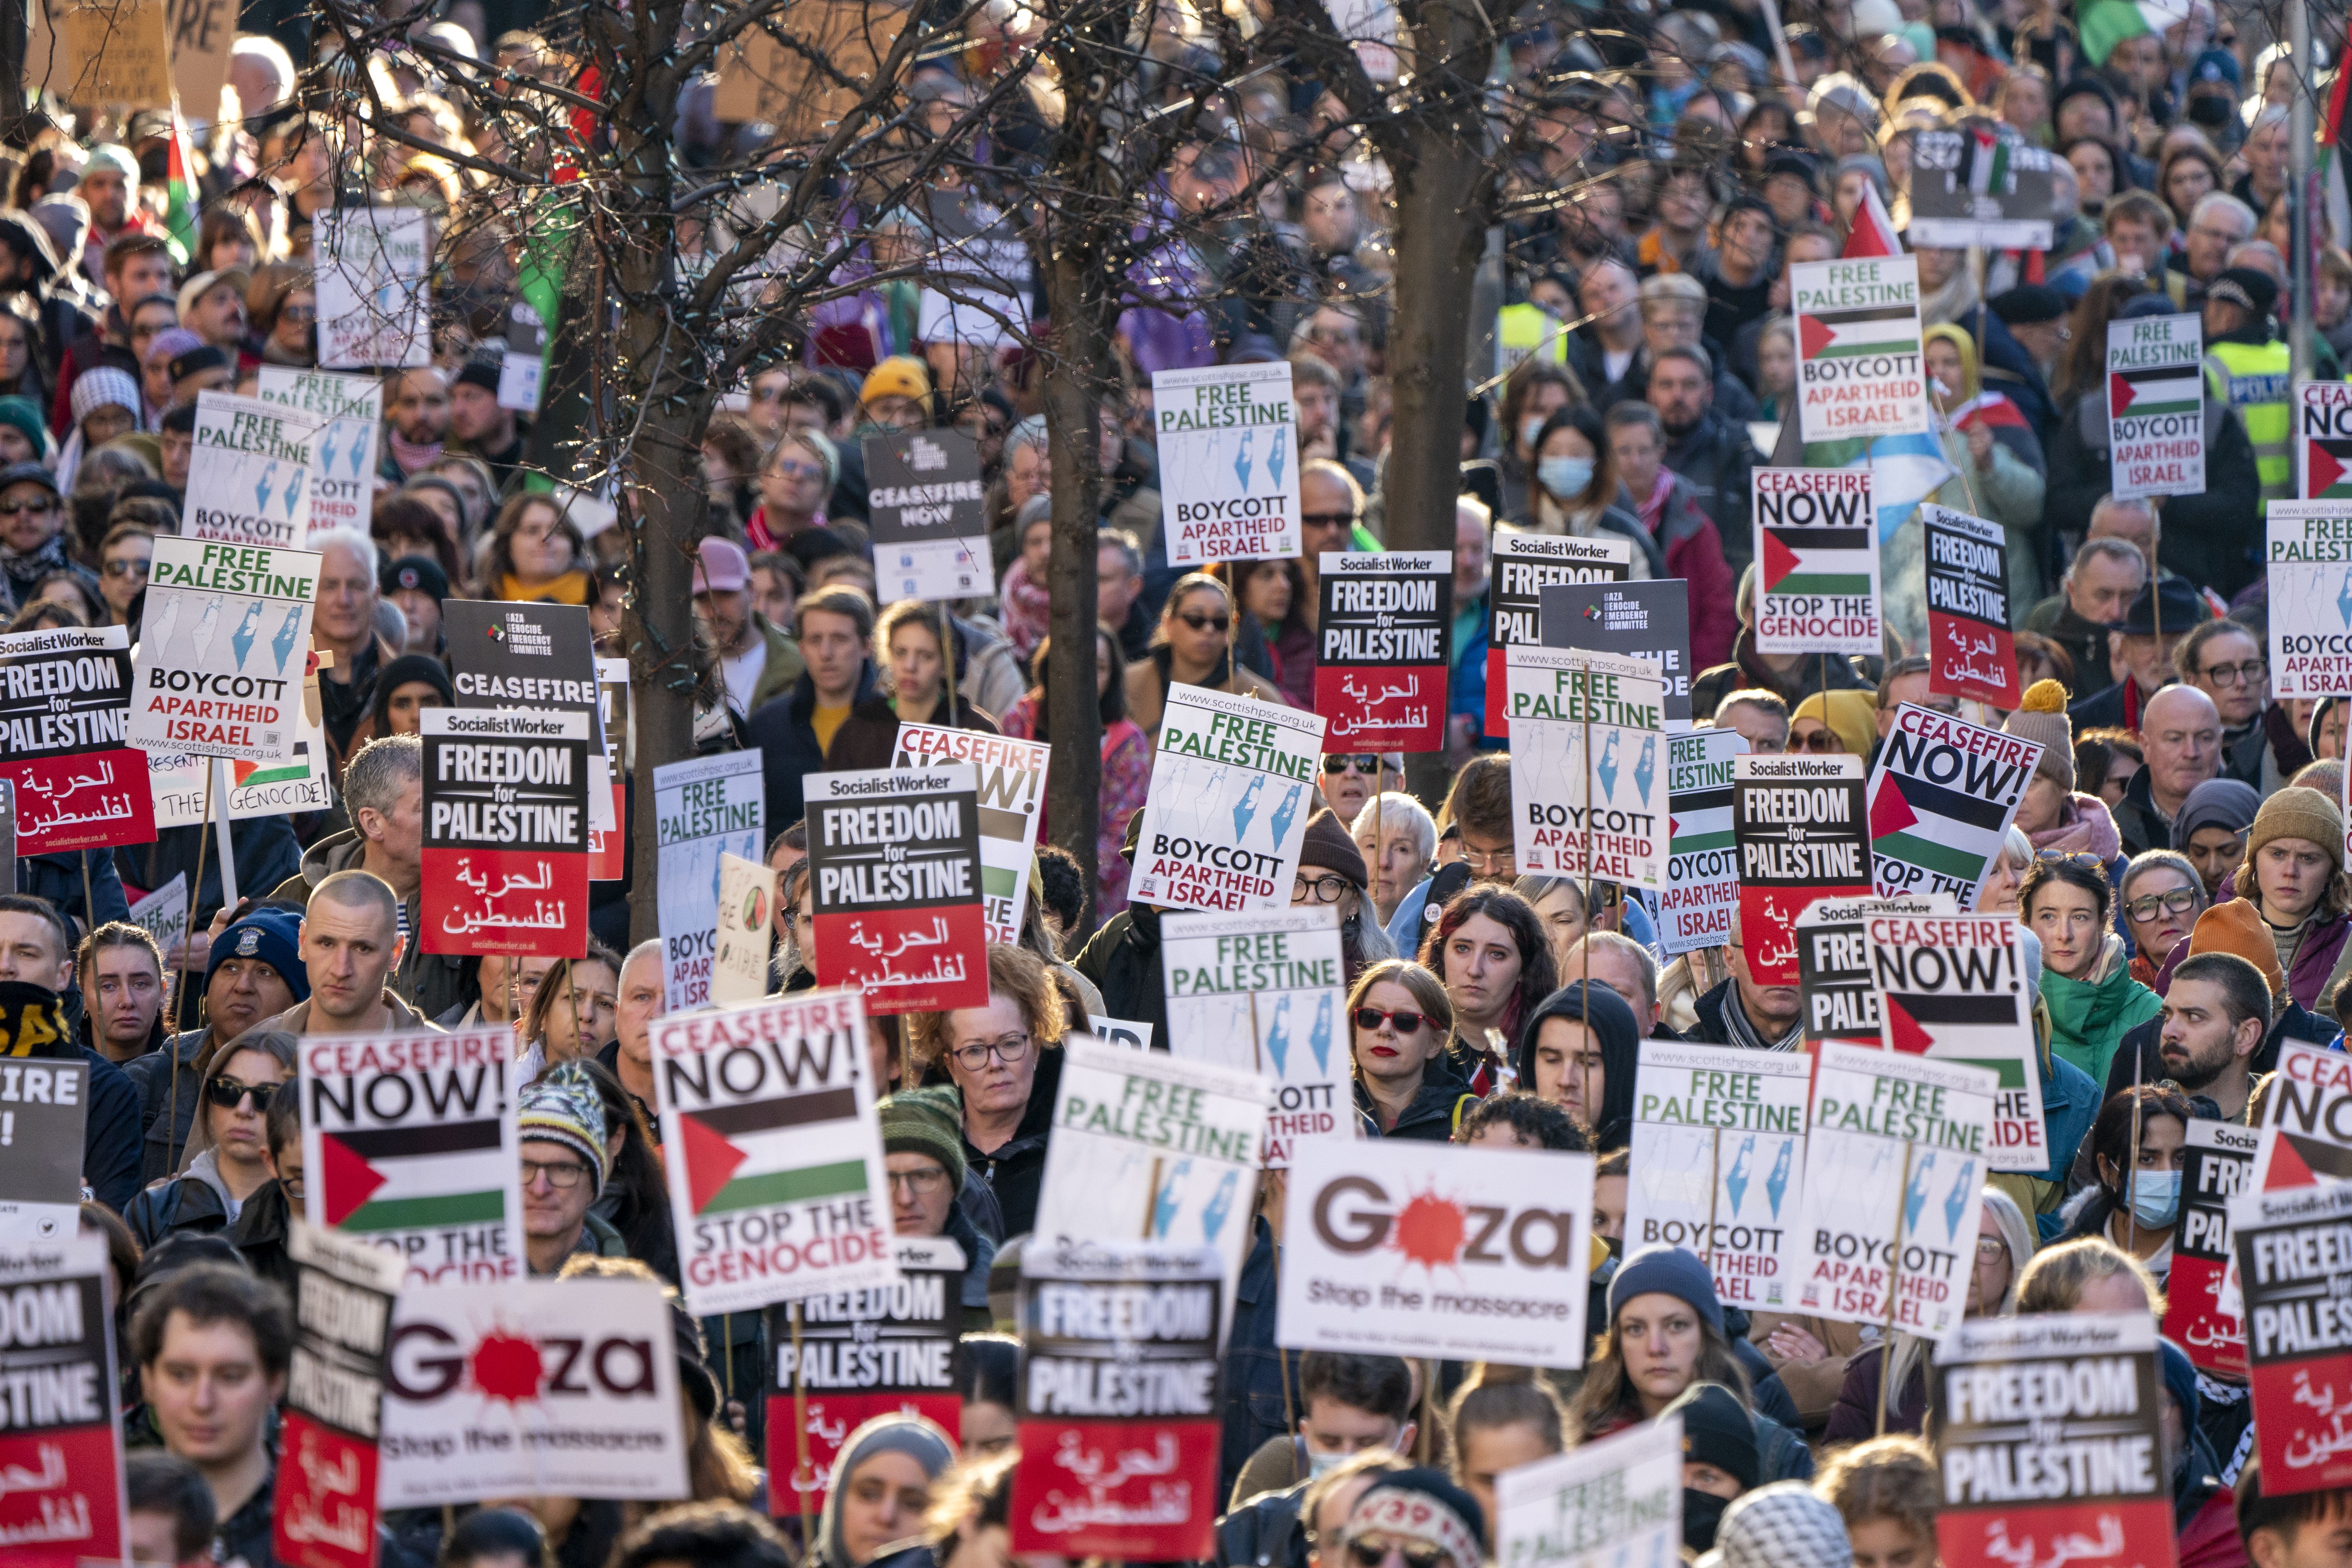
top-left (1008, 1419), bottom-right (1222, 1560)
top-left (2, 748), bottom-right (156, 854)
top-left (810, 902), bottom-right (989, 1015)
top-left (421, 845), bottom-right (590, 958)
top-left (2233, 1183), bottom-right (2352, 1494)
top-left (0, 1420), bottom-right (123, 1566)
top-left (2159, 1122), bottom-right (2254, 1377)
top-left (273, 1409), bottom-right (382, 1568)
top-left (2250, 1360), bottom-right (2352, 1493)
top-left (768, 1391), bottom-right (962, 1514)
top-left (590, 781), bottom-right (625, 880)
top-left (1937, 1497), bottom-right (2173, 1568)
top-left (1732, 756), bottom-right (1871, 986)
top-left (0, 1240), bottom-right (125, 1568)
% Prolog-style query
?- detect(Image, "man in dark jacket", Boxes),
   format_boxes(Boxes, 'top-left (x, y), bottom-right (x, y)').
top-left (1073, 810), bottom-right (1170, 1037)
top-left (1650, 347), bottom-right (1756, 579)
top-left (126, 907), bottom-right (309, 1183)
top-left (2020, 536), bottom-right (2145, 698)
top-left (1689, 910), bottom-right (1804, 1053)
top-left (2067, 578), bottom-right (2208, 735)
top-left (0, 894), bottom-right (142, 1212)
top-left (747, 585), bottom-right (879, 841)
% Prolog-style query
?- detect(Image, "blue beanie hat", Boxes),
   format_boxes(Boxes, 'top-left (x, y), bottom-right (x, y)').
top-left (203, 907), bottom-right (309, 1004)
top-left (1609, 1243), bottom-right (1725, 1336)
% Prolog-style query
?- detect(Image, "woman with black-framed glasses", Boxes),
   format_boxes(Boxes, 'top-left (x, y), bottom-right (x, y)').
top-left (907, 943), bottom-right (1069, 1237)
top-left (1346, 959), bottom-right (1477, 1141)
top-left (125, 1029), bottom-right (299, 1248)
top-left (2119, 850), bottom-right (2205, 987)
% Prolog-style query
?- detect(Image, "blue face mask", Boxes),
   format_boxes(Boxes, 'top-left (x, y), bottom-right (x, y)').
top-left (1538, 455), bottom-right (1595, 497)
top-left (2129, 1169), bottom-right (2181, 1228)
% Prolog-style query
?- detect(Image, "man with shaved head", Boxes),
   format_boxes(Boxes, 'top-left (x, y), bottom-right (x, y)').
top-left (2113, 684), bottom-right (2224, 858)
top-left (262, 871), bottom-right (442, 1035)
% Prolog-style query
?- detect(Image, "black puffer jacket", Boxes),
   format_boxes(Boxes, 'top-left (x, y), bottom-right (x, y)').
top-left (1072, 903), bottom-right (1167, 1040)
top-left (1351, 1071), bottom-right (1480, 1141)
top-left (962, 1042), bottom-right (1065, 1238)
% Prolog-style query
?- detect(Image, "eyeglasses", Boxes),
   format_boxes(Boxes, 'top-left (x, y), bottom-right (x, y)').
top-left (2036, 850), bottom-right (2107, 867)
top-left (522, 1158), bottom-right (591, 1190)
top-left (949, 1032), bottom-right (1031, 1072)
top-left (1302, 511), bottom-right (1357, 529)
top-left (2200, 658), bottom-right (2268, 688)
top-left (1794, 728), bottom-right (1842, 753)
top-left (0, 500), bottom-right (54, 517)
top-left (888, 1167), bottom-right (951, 1194)
top-left (103, 557), bottom-right (150, 578)
top-left (1345, 1534), bottom-right (1449, 1568)
top-left (772, 459), bottom-right (826, 483)
top-left (1295, 872), bottom-right (1350, 904)
top-left (281, 303), bottom-right (317, 323)
top-left (207, 1077), bottom-right (278, 1112)
top-left (1323, 755), bottom-right (1383, 775)
top-left (1354, 1007), bottom-right (1428, 1035)
top-left (1976, 1237), bottom-right (2009, 1262)
top-left (1459, 842), bottom-right (1515, 874)
top-left (2125, 886), bottom-right (2200, 922)
top-left (1177, 612), bottom-right (1231, 634)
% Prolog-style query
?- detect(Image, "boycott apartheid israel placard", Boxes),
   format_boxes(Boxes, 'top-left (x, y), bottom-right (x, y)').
top-left (1010, 1241), bottom-right (1225, 1560)
top-left (804, 766), bottom-right (989, 1014)
top-left (2267, 503), bottom-right (2352, 698)
top-left (1154, 362), bottom-right (1301, 566)
top-left (1922, 505), bottom-right (2021, 709)
top-left (147, 656), bottom-right (334, 828)
top-left (2164, 1121), bottom-right (2256, 1377)
top-left (1129, 683), bottom-right (1326, 913)
top-left (1733, 755), bottom-right (1871, 987)
top-left (315, 207), bottom-right (432, 370)
top-left (1316, 551), bottom-right (1451, 753)
top-left (255, 368), bottom-right (382, 537)
top-left (1277, 1139), bottom-right (1595, 1366)
top-left (2300, 382), bottom-right (2352, 500)
top-left (1754, 468), bottom-right (1881, 657)
top-left (300, 1028), bottom-right (525, 1286)
top-left (654, 751), bottom-right (764, 1009)
top-left (1502, 647), bottom-right (1667, 890)
top-left (276, 1221), bottom-right (403, 1568)
top-left (1931, 1314), bottom-right (2173, 1568)
top-left (1495, 1417), bottom-right (1682, 1568)
top-left (0, 1235), bottom-right (126, 1566)
top-left (1793, 254), bottom-right (1930, 444)
top-left (892, 724), bottom-right (1049, 945)
top-left (651, 987), bottom-right (896, 1315)
top-left (1796, 895), bottom-right (1952, 1049)
top-left (1162, 906), bottom-right (1350, 1168)
top-left (1867, 912), bottom-right (2047, 1174)
top-left (184, 390), bottom-right (318, 549)
top-left (1795, 1042), bottom-right (1996, 1338)
top-left (0, 625), bottom-right (152, 855)
top-left (1541, 579), bottom-right (1691, 724)
top-left (1626, 1041), bottom-right (1810, 1312)
top-left (1484, 531), bottom-right (1632, 737)
top-left (128, 537), bottom-right (319, 764)
top-left (2108, 315), bottom-right (2205, 501)
top-left (1867, 703), bottom-right (2040, 907)
top-left (2229, 1181), bottom-right (2352, 1495)
top-left (866, 430), bottom-right (989, 602)
top-left (1660, 729), bottom-right (1747, 956)
top-left (419, 708), bottom-right (591, 957)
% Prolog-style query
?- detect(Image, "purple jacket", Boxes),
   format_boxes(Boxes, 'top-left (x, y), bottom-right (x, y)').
top-left (2153, 878), bottom-right (2351, 1017)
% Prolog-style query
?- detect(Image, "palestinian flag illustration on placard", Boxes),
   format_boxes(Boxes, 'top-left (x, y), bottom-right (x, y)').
top-left (319, 1116), bottom-right (508, 1231)
top-left (1881, 990), bottom-right (2021, 1060)
top-left (2305, 440), bottom-right (2352, 499)
top-left (1868, 766), bottom-right (2011, 883)
top-left (1760, 526), bottom-right (1874, 598)
top-left (1798, 307), bottom-right (1919, 362)
top-left (1670, 780), bottom-right (1735, 857)
top-left (2260, 1124), bottom-right (2352, 1187)
top-left (2108, 364), bottom-right (2202, 421)
top-left (674, 1086), bottom-right (872, 1215)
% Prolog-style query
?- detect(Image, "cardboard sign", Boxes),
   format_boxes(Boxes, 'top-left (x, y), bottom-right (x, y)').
top-left (1161, 906), bottom-right (1351, 1168)
top-left (766, 1236), bottom-right (966, 1514)
top-left (1154, 362), bottom-right (1301, 565)
top-left (804, 766), bottom-right (989, 1015)
top-left (1660, 729), bottom-right (1747, 956)
top-left (0, 1236), bottom-right (125, 1566)
top-left (1541, 578), bottom-right (1691, 724)
top-left (315, 208), bottom-right (433, 370)
top-left (1931, 1315), bottom-right (2173, 1568)
top-left (1733, 755), bottom-right (1871, 987)
top-left (165, 0), bottom-right (234, 117)
top-left (0, 1056), bottom-right (87, 1242)
top-left (276, 1221), bottom-right (404, 1568)
top-left (184, 390), bottom-right (318, 549)
top-left (590, 659), bottom-right (629, 880)
top-left (377, 1276), bottom-right (688, 1506)
top-left (2298, 381), bottom-right (2352, 500)
top-left (2266, 503), bottom-right (2352, 698)
top-left (1129, 683), bottom-right (1326, 913)
top-left (1502, 647), bottom-right (1668, 890)
top-left (61, 0), bottom-right (170, 107)
top-left (711, 852), bottom-right (777, 1006)
top-left (0, 625), bottom-right (152, 854)
top-left (1484, 531), bottom-right (1633, 736)
top-left (300, 1028), bottom-right (525, 1286)
top-left (890, 724), bottom-right (1049, 946)
top-left (1626, 1041), bottom-right (1810, 1310)
top-left (652, 987), bottom-right (895, 1315)
top-left (1867, 912), bottom-right (2047, 1174)
top-left (2108, 316), bottom-right (2205, 500)
top-left (654, 752), bottom-right (765, 1010)
top-left (499, 300), bottom-right (546, 414)
top-left (147, 658), bottom-right (334, 826)
top-left (2164, 1120), bottom-right (2256, 1377)
top-left (1010, 1241), bottom-right (1223, 1560)
top-left (128, 871), bottom-right (187, 963)
top-left (1867, 704), bottom-right (2040, 908)
top-left (864, 431), bottom-right (990, 603)
top-left (1922, 505), bottom-right (2020, 708)
top-left (1276, 1139), bottom-right (1595, 1366)
top-left (1754, 468), bottom-right (1882, 656)
top-left (1906, 126), bottom-right (2058, 250)
top-left (2249, 1039), bottom-right (2352, 1189)
top-left (1795, 1042), bottom-right (1996, 1337)
top-left (711, 0), bottom-right (906, 136)
top-left (1796, 894), bottom-right (1952, 1049)
top-left (255, 369), bottom-right (383, 538)
top-left (2230, 1181), bottom-right (2352, 1494)
top-left (129, 538), bottom-right (319, 764)
top-left (1494, 1416), bottom-right (1681, 1568)
top-left (1315, 551), bottom-right (1452, 753)
top-left (1794, 255), bottom-right (1931, 443)
top-left (419, 708), bottom-right (591, 959)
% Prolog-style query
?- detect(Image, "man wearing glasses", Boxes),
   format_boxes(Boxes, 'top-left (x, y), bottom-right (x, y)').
top-left (877, 1084), bottom-right (997, 1329)
top-left (518, 1060), bottom-right (622, 1275)
top-left (2176, 618), bottom-right (2285, 792)
top-left (0, 461), bottom-right (96, 619)
top-left (1382, 756), bottom-right (1515, 954)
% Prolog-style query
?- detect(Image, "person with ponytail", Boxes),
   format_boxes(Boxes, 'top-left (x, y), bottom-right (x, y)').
top-left (1444, 1369), bottom-right (1566, 1527)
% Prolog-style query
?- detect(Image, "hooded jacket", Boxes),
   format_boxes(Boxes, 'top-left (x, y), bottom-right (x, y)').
top-left (2040, 935), bottom-right (2164, 1085)
top-left (1072, 903), bottom-right (1168, 1040)
top-left (961, 1042), bottom-right (1064, 1239)
top-left (270, 829), bottom-right (466, 1021)
top-left (1517, 981), bottom-right (1640, 1148)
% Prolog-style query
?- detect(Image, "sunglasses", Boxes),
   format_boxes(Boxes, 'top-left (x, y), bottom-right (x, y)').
top-left (1354, 1007), bottom-right (1427, 1035)
top-left (1793, 729), bottom-right (1842, 753)
top-left (2036, 850), bottom-right (2106, 867)
top-left (1178, 612), bottom-right (1231, 634)
top-left (0, 500), bottom-right (55, 517)
top-left (1346, 1537), bottom-right (1449, 1568)
top-left (1302, 511), bottom-right (1356, 529)
top-left (207, 1077), bottom-right (278, 1112)
top-left (1323, 755), bottom-right (1383, 775)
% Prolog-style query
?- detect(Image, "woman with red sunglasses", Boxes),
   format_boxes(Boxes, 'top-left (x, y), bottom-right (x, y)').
top-left (1345, 959), bottom-right (1479, 1141)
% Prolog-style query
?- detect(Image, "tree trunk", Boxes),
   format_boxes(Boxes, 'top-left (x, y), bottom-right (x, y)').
top-left (1039, 272), bottom-right (1107, 917)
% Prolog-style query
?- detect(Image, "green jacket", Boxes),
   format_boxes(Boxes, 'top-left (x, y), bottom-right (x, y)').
top-left (2041, 950), bottom-right (2163, 1086)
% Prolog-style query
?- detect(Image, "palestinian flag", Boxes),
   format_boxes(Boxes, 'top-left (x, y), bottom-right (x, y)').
top-left (163, 101), bottom-right (199, 265)
top-left (1881, 990), bottom-right (2023, 1060)
top-left (2109, 364), bottom-right (2202, 421)
top-left (1947, 392), bottom-right (2030, 433)
top-left (319, 1116), bottom-right (508, 1231)
top-left (2260, 1126), bottom-right (2352, 1187)
top-left (1670, 780), bottom-right (1734, 857)
top-left (1760, 526), bottom-right (1873, 598)
top-left (1867, 766), bottom-right (2011, 884)
top-left (1843, 179), bottom-right (1902, 260)
top-left (1799, 307), bottom-right (1919, 361)
top-left (1967, 129), bottom-right (2011, 199)
top-left (2305, 440), bottom-right (2352, 499)
top-left (674, 1086), bottom-right (873, 1216)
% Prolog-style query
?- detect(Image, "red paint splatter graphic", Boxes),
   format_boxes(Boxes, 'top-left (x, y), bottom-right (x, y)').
top-left (471, 1328), bottom-right (544, 1403)
top-left (1388, 1189), bottom-right (1466, 1272)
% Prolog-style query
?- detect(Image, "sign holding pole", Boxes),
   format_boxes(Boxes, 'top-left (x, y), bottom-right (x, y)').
top-left (1659, 728), bottom-right (1747, 956)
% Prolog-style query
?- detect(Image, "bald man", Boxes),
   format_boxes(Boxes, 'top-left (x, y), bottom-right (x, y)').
top-left (2114, 685), bottom-right (2224, 858)
top-left (601, 939), bottom-right (663, 1132)
top-left (263, 871), bottom-right (444, 1035)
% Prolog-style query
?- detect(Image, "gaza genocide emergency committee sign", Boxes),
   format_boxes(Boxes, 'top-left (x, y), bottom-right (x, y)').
top-left (130, 537), bottom-right (319, 764)
top-left (1161, 906), bottom-right (1350, 1168)
top-left (1315, 551), bottom-right (1451, 753)
top-left (185, 390), bottom-right (317, 549)
top-left (419, 708), bottom-right (591, 958)
top-left (1626, 1042), bottom-right (1811, 1312)
top-left (2266, 502), bottom-right (2352, 699)
top-left (1485, 531), bottom-right (1632, 737)
top-left (1660, 728), bottom-right (1747, 956)
top-left (1793, 254), bottom-right (1929, 443)
top-left (1130, 683), bottom-right (1326, 913)
top-left (1154, 362), bottom-right (1301, 565)
top-left (1867, 704), bottom-right (2040, 907)
top-left (865, 429), bottom-right (989, 602)
top-left (805, 766), bottom-right (988, 1014)
top-left (2107, 314), bottom-right (2205, 501)
top-left (1502, 647), bottom-right (1667, 890)
top-left (0, 625), bottom-right (151, 854)
top-left (1754, 468), bottom-right (1882, 657)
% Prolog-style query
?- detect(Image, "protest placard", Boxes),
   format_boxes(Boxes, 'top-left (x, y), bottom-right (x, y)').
top-left (865, 431), bottom-right (990, 602)
top-left (1484, 531), bottom-right (1633, 737)
top-left (712, 852), bottom-right (777, 1006)
top-left (1796, 1042), bottom-right (1995, 1337)
top-left (255, 369), bottom-right (384, 536)
top-left (654, 751), bottom-right (765, 1009)
top-left (2107, 315), bottom-right (2204, 500)
top-left (590, 657), bottom-right (629, 879)
top-left (147, 657), bottom-right (335, 827)
top-left (300, 1028), bottom-right (524, 1286)
top-left (2298, 381), bottom-right (2352, 500)
top-left (2249, 1039), bottom-right (2352, 1189)
top-left (1922, 505), bottom-right (2020, 708)
top-left (1795, 895), bottom-right (1952, 1049)
top-left (276, 1220), bottom-right (404, 1568)
top-left (128, 872), bottom-right (187, 967)
top-left (0, 1235), bottom-right (125, 1566)
top-left (891, 724), bottom-right (1050, 945)
top-left (1626, 1041), bottom-right (1810, 1311)
top-left (378, 1275), bottom-right (688, 1506)
top-left (2164, 1120), bottom-right (2256, 1376)
top-left (0, 625), bottom-right (151, 854)
top-left (2230, 1181), bottom-right (2352, 1494)
top-left (1162, 907), bottom-right (1351, 1167)
top-left (1010, 1240), bottom-right (1224, 1560)
top-left (1867, 703), bottom-right (2040, 907)
top-left (1905, 127), bottom-right (2057, 249)
top-left (445, 600), bottom-right (604, 750)
top-left (1502, 647), bottom-right (1668, 890)
top-left (184, 391), bottom-right (318, 549)
top-left (1793, 255), bottom-right (1930, 442)
top-left (128, 538), bottom-right (319, 764)
top-left (804, 766), bottom-right (989, 1014)
top-left (1660, 728), bottom-right (1747, 955)
top-left (1154, 363), bottom-right (1301, 565)
top-left (1494, 1416), bottom-right (1682, 1568)
top-left (499, 300), bottom-right (546, 412)
top-left (2266, 503), bottom-right (2352, 698)
top-left (315, 207), bottom-right (433, 370)
top-left (1931, 1314), bottom-right (2172, 1568)
top-left (1541, 579), bottom-right (1691, 724)
top-left (1733, 755), bottom-right (1871, 987)
top-left (0, 1054), bottom-right (87, 1242)
top-left (1315, 551), bottom-right (1452, 753)
top-left (652, 987), bottom-right (895, 1315)
top-left (1866, 912), bottom-right (2047, 1174)
top-left (1091, 1016), bottom-right (1155, 1049)
top-left (1753, 468), bottom-right (1882, 657)
top-left (1129, 683), bottom-right (1326, 913)
top-left (418, 708), bottom-right (590, 958)
top-left (1277, 1139), bottom-right (1594, 1366)
top-left (166, 0), bottom-right (234, 115)
top-left (60, 0), bottom-right (170, 105)
top-left (711, 0), bottom-right (906, 134)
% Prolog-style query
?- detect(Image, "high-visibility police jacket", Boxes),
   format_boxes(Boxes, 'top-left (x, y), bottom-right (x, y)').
top-left (2204, 338), bottom-right (2293, 500)
top-left (1496, 302), bottom-right (1568, 378)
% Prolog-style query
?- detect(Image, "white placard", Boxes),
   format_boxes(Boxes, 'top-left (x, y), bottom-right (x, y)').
top-left (1129, 683), bottom-right (1327, 913)
top-left (1153, 362), bottom-right (1302, 565)
top-left (2266, 503), bottom-right (2352, 698)
top-left (1501, 647), bottom-right (1668, 890)
top-left (1793, 255), bottom-right (1930, 443)
top-left (654, 751), bottom-right (766, 1009)
top-left (315, 206), bottom-right (433, 369)
top-left (1162, 906), bottom-right (1353, 1168)
top-left (128, 537), bottom-right (320, 764)
top-left (1626, 1040), bottom-right (1812, 1312)
top-left (2107, 316), bottom-right (2205, 500)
